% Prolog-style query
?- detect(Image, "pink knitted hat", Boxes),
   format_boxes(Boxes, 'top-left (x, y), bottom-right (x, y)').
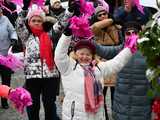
top-left (27, 9), bottom-right (45, 22)
top-left (95, 5), bottom-right (109, 15)
top-left (74, 40), bottom-right (96, 54)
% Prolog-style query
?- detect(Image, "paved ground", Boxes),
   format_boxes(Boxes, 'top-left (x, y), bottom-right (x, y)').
top-left (0, 71), bottom-right (113, 120)
top-left (0, 71), bottom-right (62, 120)
top-left (0, 71), bottom-right (155, 120)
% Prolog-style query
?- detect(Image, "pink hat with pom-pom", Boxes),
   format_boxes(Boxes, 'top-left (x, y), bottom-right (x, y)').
top-left (27, 8), bottom-right (45, 22)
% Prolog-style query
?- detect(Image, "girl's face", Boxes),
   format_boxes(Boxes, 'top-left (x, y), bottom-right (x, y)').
top-left (28, 16), bottom-right (43, 29)
top-left (75, 48), bottom-right (93, 64)
top-left (97, 11), bottom-right (108, 21)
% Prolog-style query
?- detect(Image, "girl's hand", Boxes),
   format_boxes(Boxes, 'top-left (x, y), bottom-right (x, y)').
top-left (42, 6), bottom-right (49, 14)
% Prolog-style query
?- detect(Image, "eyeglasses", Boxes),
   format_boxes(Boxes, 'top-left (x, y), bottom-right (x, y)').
top-left (125, 31), bottom-right (137, 36)
top-left (98, 12), bottom-right (107, 17)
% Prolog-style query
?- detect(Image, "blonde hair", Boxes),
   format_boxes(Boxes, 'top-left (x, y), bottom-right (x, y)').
top-left (50, 0), bottom-right (61, 6)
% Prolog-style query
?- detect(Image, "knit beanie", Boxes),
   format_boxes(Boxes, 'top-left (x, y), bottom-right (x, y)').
top-left (74, 40), bottom-right (96, 55)
top-left (27, 9), bottom-right (45, 22)
top-left (50, 0), bottom-right (61, 6)
top-left (95, 5), bottom-right (109, 15)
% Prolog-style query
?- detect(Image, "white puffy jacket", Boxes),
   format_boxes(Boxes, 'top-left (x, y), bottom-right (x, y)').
top-left (54, 34), bottom-right (132, 120)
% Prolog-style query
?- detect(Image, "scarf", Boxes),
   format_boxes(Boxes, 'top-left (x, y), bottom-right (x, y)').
top-left (82, 65), bottom-right (104, 114)
top-left (30, 26), bottom-right (54, 71)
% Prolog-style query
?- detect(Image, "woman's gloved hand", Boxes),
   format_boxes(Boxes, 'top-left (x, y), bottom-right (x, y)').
top-left (124, 34), bottom-right (138, 54)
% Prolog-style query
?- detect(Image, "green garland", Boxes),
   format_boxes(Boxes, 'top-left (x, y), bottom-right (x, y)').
top-left (138, 20), bottom-right (160, 98)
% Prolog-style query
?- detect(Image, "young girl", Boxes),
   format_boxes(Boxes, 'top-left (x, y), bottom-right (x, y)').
top-left (54, 27), bottom-right (137, 119)
top-left (15, 0), bottom-right (78, 119)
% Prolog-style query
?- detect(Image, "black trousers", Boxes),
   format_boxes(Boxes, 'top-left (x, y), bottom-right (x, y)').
top-left (103, 86), bottom-right (115, 120)
top-left (0, 65), bottom-right (12, 106)
top-left (25, 77), bottom-right (59, 120)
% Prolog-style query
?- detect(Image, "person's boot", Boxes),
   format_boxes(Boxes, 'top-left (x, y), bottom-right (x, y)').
top-left (104, 103), bottom-right (109, 120)
top-left (1, 98), bottom-right (9, 109)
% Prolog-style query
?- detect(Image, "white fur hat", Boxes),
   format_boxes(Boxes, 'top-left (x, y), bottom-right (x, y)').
top-left (50, 0), bottom-right (61, 6)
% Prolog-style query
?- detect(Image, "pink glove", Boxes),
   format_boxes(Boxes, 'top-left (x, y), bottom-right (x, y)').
top-left (124, 34), bottom-right (138, 54)
top-left (0, 0), bottom-right (4, 3)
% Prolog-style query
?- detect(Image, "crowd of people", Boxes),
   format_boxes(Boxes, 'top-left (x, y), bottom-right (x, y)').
top-left (0, 0), bottom-right (156, 120)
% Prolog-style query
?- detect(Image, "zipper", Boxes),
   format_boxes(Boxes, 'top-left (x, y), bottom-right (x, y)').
top-left (41, 60), bottom-right (44, 78)
top-left (35, 36), bottom-right (44, 78)
top-left (71, 101), bottom-right (75, 120)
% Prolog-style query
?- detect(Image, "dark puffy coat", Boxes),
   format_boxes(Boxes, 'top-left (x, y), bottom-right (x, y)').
top-left (112, 51), bottom-right (152, 120)
top-left (113, 6), bottom-right (150, 25)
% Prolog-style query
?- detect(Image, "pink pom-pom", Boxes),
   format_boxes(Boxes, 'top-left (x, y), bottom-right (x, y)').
top-left (69, 15), bottom-right (93, 38)
top-left (79, 0), bottom-right (95, 16)
top-left (8, 87), bottom-right (32, 114)
top-left (69, 0), bottom-right (94, 39)
top-left (0, 53), bottom-right (24, 72)
top-left (10, 0), bottom-right (45, 9)
top-left (31, 0), bottom-right (45, 7)
top-left (7, 54), bottom-right (24, 71)
top-left (0, 0), bottom-right (3, 3)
